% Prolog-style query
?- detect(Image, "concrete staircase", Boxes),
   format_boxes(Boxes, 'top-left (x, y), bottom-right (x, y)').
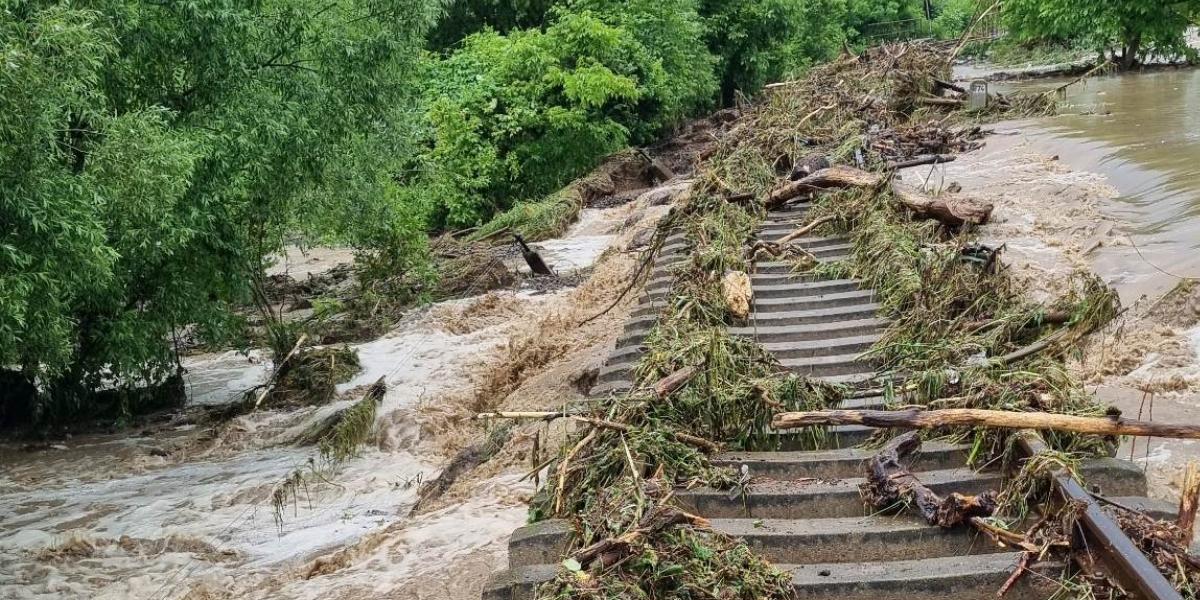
top-left (483, 202), bottom-right (1175, 600)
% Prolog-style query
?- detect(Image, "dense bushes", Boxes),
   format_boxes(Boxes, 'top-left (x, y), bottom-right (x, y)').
top-left (1, 1), bottom-right (436, 421)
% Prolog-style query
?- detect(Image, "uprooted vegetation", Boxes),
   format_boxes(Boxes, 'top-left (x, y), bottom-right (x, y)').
top-left (510, 40), bottom-right (1199, 598)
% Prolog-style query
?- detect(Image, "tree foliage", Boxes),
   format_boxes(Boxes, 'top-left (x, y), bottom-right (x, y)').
top-left (1, 0), bottom-right (436, 421)
top-left (1003, 0), bottom-right (1200, 68)
top-left (417, 3), bottom-right (717, 228)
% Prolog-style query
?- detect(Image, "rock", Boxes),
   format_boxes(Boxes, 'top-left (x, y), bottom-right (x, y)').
top-left (722, 271), bottom-right (752, 319)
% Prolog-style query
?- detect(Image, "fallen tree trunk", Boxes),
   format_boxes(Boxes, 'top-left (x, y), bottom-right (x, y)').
top-left (764, 164), bottom-right (992, 226)
top-left (892, 182), bottom-right (992, 226)
top-left (765, 165), bottom-right (884, 207)
top-left (861, 431), bottom-right (997, 528)
top-left (774, 408), bottom-right (1200, 440)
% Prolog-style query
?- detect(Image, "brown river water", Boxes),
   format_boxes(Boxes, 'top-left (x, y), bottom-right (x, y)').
top-left (1000, 68), bottom-right (1200, 301)
top-left (950, 66), bottom-right (1200, 503)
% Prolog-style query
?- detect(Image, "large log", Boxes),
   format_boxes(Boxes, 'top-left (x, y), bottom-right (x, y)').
top-left (764, 165), bottom-right (992, 227)
top-left (765, 165), bottom-right (884, 206)
top-left (774, 408), bottom-right (1200, 440)
top-left (892, 182), bottom-right (992, 226)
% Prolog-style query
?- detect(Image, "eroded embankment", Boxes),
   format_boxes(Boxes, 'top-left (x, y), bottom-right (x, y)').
top-left (0, 131), bottom-right (715, 599)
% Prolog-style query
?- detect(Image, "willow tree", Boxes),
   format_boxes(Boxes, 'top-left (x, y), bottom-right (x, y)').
top-left (0, 1), bottom-right (436, 424)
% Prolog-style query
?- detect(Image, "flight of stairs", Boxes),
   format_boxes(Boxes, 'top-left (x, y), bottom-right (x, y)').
top-left (483, 202), bottom-right (1176, 600)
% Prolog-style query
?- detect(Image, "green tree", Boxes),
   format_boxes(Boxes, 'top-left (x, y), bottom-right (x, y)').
top-left (700, 0), bottom-right (847, 104)
top-left (1, 1), bottom-right (435, 423)
top-left (1003, 0), bottom-right (1200, 69)
top-left (419, 4), bottom-right (717, 228)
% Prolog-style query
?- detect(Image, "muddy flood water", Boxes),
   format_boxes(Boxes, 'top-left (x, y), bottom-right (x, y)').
top-left (948, 66), bottom-right (1200, 503)
top-left (999, 68), bottom-right (1200, 302)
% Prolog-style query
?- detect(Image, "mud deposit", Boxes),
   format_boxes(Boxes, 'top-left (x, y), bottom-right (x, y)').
top-left (939, 67), bottom-right (1200, 504)
top-left (0, 193), bottom-right (673, 600)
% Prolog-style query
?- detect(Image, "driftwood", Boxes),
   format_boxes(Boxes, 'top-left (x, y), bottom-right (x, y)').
top-left (774, 408), bottom-right (1200, 440)
top-left (861, 432), bottom-right (997, 528)
top-left (651, 365), bottom-right (699, 399)
top-left (886, 154), bottom-right (956, 170)
top-left (917, 96), bottom-right (964, 107)
top-left (765, 165), bottom-right (884, 207)
top-left (253, 333), bottom-right (308, 409)
top-left (514, 234), bottom-right (553, 276)
top-left (892, 182), bottom-right (992, 226)
top-left (776, 215), bottom-right (836, 245)
top-left (764, 165), bottom-right (992, 227)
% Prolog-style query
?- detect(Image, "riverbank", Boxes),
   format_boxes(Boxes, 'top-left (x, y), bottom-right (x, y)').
top-left (925, 84), bottom-right (1200, 503)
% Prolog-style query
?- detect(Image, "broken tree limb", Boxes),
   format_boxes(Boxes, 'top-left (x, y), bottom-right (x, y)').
top-left (765, 165), bottom-right (884, 207)
top-left (476, 409), bottom-right (719, 453)
top-left (774, 408), bottom-right (1200, 440)
top-left (571, 505), bottom-right (709, 568)
top-left (766, 164), bottom-right (991, 226)
top-left (652, 365), bottom-right (698, 399)
top-left (886, 154), bottom-right (956, 170)
top-left (891, 181), bottom-right (992, 226)
top-left (916, 96), bottom-right (964, 107)
top-left (861, 431), bottom-right (997, 528)
top-left (253, 333), bottom-right (308, 409)
top-left (933, 78), bottom-right (968, 96)
top-left (776, 215), bottom-right (836, 245)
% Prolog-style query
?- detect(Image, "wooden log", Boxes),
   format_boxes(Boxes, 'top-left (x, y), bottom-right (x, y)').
top-left (916, 96), bottom-right (965, 107)
top-left (861, 432), bottom-right (997, 528)
top-left (514, 234), bottom-right (553, 276)
top-left (892, 182), bottom-right (992, 226)
top-left (774, 408), bottom-right (1200, 440)
top-left (933, 78), bottom-right (968, 96)
top-left (652, 365), bottom-right (698, 399)
top-left (765, 165), bottom-right (884, 207)
top-left (886, 154), bottom-right (956, 170)
top-left (776, 215), bottom-right (836, 245)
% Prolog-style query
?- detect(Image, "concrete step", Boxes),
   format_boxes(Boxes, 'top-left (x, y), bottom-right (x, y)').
top-left (778, 552), bottom-right (1058, 600)
top-left (754, 290), bottom-right (876, 313)
top-left (674, 468), bottom-right (1004, 519)
top-left (774, 425), bottom-right (878, 450)
top-left (749, 279), bottom-right (862, 297)
top-left (504, 513), bottom-right (1003, 571)
top-left (740, 304), bottom-right (881, 325)
top-left (759, 335), bottom-right (879, 359)
top-left (714, 442), bottom-right (970, 480)
top-left (780, 353), bottom-right (873, 377)
top-left (483, 553), bottom-right (1058, 600)
top-left (728, 319), bottom-right (888, 343)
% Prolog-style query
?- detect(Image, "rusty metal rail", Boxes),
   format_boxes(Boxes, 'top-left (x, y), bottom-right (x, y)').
top-left (1016, 433), bottom-right (1181, 600)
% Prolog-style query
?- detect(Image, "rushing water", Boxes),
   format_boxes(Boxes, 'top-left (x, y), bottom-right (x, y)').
top-left (985, 68), bottom-right (1200, 301)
